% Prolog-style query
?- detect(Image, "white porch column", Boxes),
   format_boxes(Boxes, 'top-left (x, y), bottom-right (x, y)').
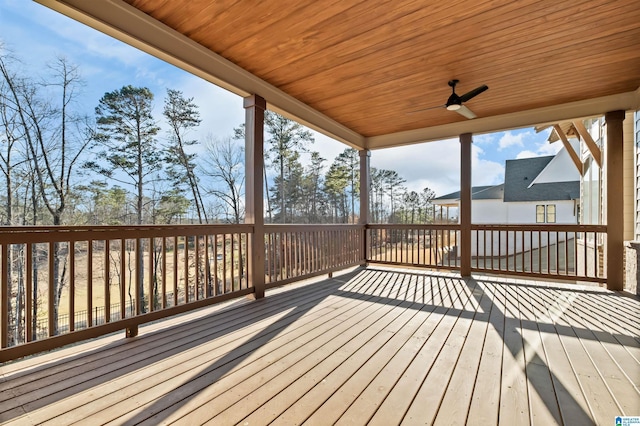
top-left (244, 95), bottom-right (266, 299)
top-left (460, 133), bottom-right (472, 277)
top-left (605, 110), bottom-right (625, 291)
top-left (359, 149), bottom-right (371, 264)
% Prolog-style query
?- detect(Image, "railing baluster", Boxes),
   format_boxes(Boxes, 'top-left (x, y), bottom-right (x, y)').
top-left (222, 234), bottom-right (228, 293)
top-left (520, 230), bottom-right (524, 273)
top-left (582, 231), bottom-right (587, 277)
top-left (135, 238), bottom-right (142, 315)
top-left (1, 244), bottom-right (8, 348)
top-left (564, 231), bottom-right (569, 276)
top-left (87, 241), bottom-right (93, 328)
top-left (267, 232), bottom-right (273, 284)
top-left (233, 232), bottom-right (237, 289)
top-left (213, 234), bottom-right (219, 294)
top-left (239, 233), bottom-right (244, 290)
top-left (26, 243), bottom-right (33, 341)
top-left (482, 229), bottom-right (486, 270)
top-left (173, 236), bottom-right (178, 306)
top-left (148, 237), bottom-right (155, 310)
top-left (294, 231), bottom-right (300, 275)
top-left (120, 239), bottom-right (126, 318)
top-left (184, 235), bottom-right (189, 302)
top-left (555, 231), bottom-right (560, 276)
top-left (194, 235), bottom-right (200, 300)
top-left (536, 231), bottom-right (541, 275)
top-left (591, 231), bottom-right (596, 278)
top-left (105, 240), bottom-right (111, 323)
top-left (162, 236), bottom-right (168, 307)
top-left (69, 241), bottom-right (75, 332)
top-left (48, 242), bottom-right (55, 337)
top-left (528, 231), bottom-right (533, 273)
top-left (498, 229), bottom-right (502, 271)
top-left (505, 230), bottom-right (509, 273)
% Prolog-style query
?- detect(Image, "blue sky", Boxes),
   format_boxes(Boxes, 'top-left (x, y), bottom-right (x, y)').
top-left (0, 0), bottom-right (560, 196)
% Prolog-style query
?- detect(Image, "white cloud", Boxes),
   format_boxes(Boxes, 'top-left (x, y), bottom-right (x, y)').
top-left (515, 150), bottom-right (538, 159)
top-left (536, 141), bottom-right (563, 156)
top-left (516, 140), bottom-right (562, 159)
top-left (368, 139), bottom-right (504, 197)
top-left (472, 133), bottom-right (496, 146)
top-left (498, 131), bottom-right (526, 150)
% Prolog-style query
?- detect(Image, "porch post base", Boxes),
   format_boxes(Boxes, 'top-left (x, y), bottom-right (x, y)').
top-left (126, 325), bottom-right (138, 338)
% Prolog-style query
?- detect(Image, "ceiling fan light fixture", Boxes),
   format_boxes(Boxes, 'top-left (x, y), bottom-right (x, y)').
top-left (446, 103), bottom-right (461, 111)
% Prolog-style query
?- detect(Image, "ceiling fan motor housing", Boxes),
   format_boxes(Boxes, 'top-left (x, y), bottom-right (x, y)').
top-left (446, 80), bottom-right (462, 109)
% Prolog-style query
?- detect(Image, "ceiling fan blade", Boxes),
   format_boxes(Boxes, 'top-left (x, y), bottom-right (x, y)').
top-left (459, 84), bottom-right (488, 103)
top-left (455, 105), bottom-right (477, 119)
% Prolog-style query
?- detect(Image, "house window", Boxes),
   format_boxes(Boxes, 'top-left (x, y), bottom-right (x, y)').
top-left (546, 204), bottom-right (556, 223)
top-left (536, 204), bottom-right (556, 223)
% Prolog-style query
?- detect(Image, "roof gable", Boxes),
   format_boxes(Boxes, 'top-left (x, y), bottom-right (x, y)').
top-left (503, 156), bottom-right (579, 202)
top-left (530, 138), bottom-right (581, 185)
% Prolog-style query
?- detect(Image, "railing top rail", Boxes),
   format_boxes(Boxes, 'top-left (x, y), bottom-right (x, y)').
top-left (0, 223), bottom-right (254, 244)
top-left (366, 223), bottom-right (461, 230)
top-left (0, 223), bottom-right (254, 232)
top-left (265, 224), bottom-right (365, 232)
top-left (471, 224), bottom-right (607, 232)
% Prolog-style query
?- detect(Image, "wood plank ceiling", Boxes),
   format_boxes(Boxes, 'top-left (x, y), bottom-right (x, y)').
top-left (41, 0), bottom-right (640, 148)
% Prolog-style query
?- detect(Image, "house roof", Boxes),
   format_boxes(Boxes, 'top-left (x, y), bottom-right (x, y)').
top-left (37, 0), bottom-right (640, 149)
top-left (503, 156), bottom-right (580, 202)
top-left (433, 184), bottom-right (504, 203)
top-left (435, 153), bottom-right (580, 204)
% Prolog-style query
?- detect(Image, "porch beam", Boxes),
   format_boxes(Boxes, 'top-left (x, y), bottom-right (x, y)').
top-left (553, 124), bottom-right (583, 174)
top-left (605, 110), bottom-right (625, 291)
top-left (244, 95), bottom-right (266, 299)
top-left (460, 133), bottom-right (472, 277)
top-left (573, 120), bottom-right (602, 168)
top-left (359, 149), bottom-right (371, 264)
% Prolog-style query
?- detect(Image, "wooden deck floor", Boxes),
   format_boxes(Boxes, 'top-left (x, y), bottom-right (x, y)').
top-left (1, 267), bottom-right (638, 425)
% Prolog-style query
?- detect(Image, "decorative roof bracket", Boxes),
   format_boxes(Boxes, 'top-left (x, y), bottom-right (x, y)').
top-left (572, 120), bottom-right (602, 168)
top-left (553, 124), bottom-right (583, 174)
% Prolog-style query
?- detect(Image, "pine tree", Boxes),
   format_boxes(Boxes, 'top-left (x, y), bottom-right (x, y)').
top-left (163, 89), bottom-right (207, 223)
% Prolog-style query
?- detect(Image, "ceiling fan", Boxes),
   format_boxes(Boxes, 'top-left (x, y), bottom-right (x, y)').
top-left (413, 79), bottom-right (489, 119)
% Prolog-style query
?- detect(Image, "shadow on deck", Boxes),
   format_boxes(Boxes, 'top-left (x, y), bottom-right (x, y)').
top-left (1, 267), bottom-right (638, 425)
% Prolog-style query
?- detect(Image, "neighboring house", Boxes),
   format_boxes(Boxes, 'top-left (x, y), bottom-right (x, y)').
top-left (433, 141), bottom-right (580, 225)
top-left (433, 142), bottom-right (580, 256)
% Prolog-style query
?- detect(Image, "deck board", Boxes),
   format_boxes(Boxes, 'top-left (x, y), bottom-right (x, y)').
top-left (1, 267), bottom-right (638, 425)
top-left (519, 286), bottom-right (563, 426)
top-left (432, 280), bottom-right (496, 426)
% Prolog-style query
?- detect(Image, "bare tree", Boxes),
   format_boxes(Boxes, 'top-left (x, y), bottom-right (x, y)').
top-left (201, 135), bottom-right (245, 223)
top-left (1, 53), bottom-right (93, 334)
